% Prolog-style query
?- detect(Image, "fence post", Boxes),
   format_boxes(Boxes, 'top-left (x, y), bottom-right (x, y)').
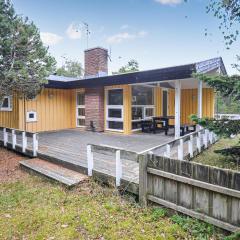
top-left (164, 144), bottom-right (171, 158)
top-left (203, 129), bottom-right (208, 149)
top-left (22, 132), bottom-right (27, 153)
top-left (188, 135), bottom-right (193, 158)
top-left (209, 131), bottom-right (213, 144)
top-left (178, 139), bottom-right (184, 160)
top-left (115, 150), bottom-right (122, 187)
top-left (12, 129), bottom-right (16, 149)
top-left (139, 154), bottom-right (149, 207)
top-left (3, 128), bottom-right (8, 147)
top-left (32, 133), bottom-right (38, 157)
top-left (197, 132), bottom-right (201, 153)
top-left (87, 145), bottom-right (93, 176)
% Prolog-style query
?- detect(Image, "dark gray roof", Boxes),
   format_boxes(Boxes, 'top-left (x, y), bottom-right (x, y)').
top-left (45, 57), bottom-right (226, 89)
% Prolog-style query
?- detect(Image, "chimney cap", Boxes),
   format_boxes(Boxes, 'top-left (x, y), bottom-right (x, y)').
top-left (84, 46), bottom-right (108, 52)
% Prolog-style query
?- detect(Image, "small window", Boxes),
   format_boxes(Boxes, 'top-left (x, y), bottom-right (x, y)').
top-left (0, 96), bottom-right (12, 111)
top-left (108, 89), bottom-right (123, 105)
top-left (26, 111), bottom-right (37, 122)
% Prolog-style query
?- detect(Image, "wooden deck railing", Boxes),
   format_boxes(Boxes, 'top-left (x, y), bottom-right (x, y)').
top-left (87, 144), bottom-right (139, 187)
top-left (139, 128), bottom-right (217, 160)
top-left (0, 127), bottom-right (38, 157)
top-left (215, 113), bottom-right (240, 120)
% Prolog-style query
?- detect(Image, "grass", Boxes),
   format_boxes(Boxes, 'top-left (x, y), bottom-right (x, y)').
top-left (193, 135), bottom-right (240, 171)
top-left (0, 173), bottom-right (228, 240)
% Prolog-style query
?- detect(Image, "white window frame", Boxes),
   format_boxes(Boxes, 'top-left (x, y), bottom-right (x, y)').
top-left (105, 88), bottom-right (124, 132)
top-left (0, 96), bottom-right (12, 111)
top-left (76, 91), bottom-right (85, 127)
top-left (26, 111), bottom-right (37, 122)
top-left (132, 105), bottom-right (155, 131)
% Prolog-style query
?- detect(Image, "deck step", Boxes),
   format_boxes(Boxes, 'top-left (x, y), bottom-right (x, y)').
top-left (20, 158), bottom-right (88, 187)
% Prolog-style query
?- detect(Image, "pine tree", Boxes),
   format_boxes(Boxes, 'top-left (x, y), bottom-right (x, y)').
top-left (0, 0), bottom-right (56, 102)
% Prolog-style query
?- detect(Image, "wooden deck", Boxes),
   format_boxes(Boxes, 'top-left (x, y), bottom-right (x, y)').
top-left (37, 129), bottom-right (174, 184)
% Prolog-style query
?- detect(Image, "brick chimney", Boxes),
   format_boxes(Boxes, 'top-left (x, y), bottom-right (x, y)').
top-left (84, 47), bottom-right (108, 77)
top-left (84, 47), bottom-right (108, 132)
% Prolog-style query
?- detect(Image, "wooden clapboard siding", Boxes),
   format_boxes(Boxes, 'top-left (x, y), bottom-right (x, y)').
top-left (181, 88), bottom-right (214, 124)
top-left (18, 88), bottom-right (76, 132)
top-left (0, 94), bottom-right (19, 129)
top-left (154, 86), bottom-right (162, 116)
top-left (154, 88), bottom-right (214, 125)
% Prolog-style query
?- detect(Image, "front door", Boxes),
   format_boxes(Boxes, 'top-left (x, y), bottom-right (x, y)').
top-left (162, 90), bottom-right (168, 117)
top-left (76, 91), bottom-right (85, 127)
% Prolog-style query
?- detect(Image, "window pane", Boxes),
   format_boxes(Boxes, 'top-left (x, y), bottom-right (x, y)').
top-left (108, 108), bottom-right (122, 118)
top-left (77, 93), bottom-right (85, 105)
top-left (145, 108), bottom-right (154, 118)
top-left (132, 121), bottom-right (142, 130)
top-left (108, 89), bottom-right (123, 105)
top-left (1, 98), bottom-right (9, 108)
top-left (132, 107), bottom-right (143, 120)
top-left (78, 119), bottom-right (85, 126)
top-left (78, 108), bottom-right (85, 117)
top-left (132, 86), bottom-right (154, 105)
top-left (108, 121), bottom-right (123, 130)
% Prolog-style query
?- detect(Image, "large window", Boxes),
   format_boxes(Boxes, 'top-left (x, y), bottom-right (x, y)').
top-left (76, 92), bottom-right (85, 127)
top-left (132, 86), bottom-right (155, 130)
top-left (0, 96), bottom-right (12, 111)
top-left (106, 89), bottom-right (123, 131)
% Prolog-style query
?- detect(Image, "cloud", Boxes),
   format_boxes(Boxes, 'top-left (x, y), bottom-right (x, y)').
top-left (155, 0), bottom-right (182, 5)
top-left (120, 24), bottom-right (130, 30)
top-left (106, 31), bottom-right (148, 44)
top-left (40, 32), bottom-right (63, 46)
top-left (66, 23), bottom-right (82, 39)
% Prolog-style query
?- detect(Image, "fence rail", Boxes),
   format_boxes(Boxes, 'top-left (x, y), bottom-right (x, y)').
top-left (0, 127), bottom-right (38, 157)
top-left (139, 154), bottom-right (240, 232)
top-left (215, 113), bottom-right (240, 120)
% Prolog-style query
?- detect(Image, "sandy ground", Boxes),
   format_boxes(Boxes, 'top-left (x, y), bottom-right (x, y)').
top-left (0, 147), bottom-right (27, 183)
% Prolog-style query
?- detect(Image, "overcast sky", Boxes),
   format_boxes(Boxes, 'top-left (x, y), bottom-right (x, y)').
top-left (13, 0), bottom-right (240, 75)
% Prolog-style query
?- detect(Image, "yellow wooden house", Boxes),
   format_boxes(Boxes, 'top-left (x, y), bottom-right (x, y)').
top-left (0, 47), bottom-right (226, 138)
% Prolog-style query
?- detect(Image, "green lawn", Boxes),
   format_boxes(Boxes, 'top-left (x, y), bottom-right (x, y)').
top-left (193, 135), bottom-right (240, 171)
top-left (0, 173), bottom-right (228, 240)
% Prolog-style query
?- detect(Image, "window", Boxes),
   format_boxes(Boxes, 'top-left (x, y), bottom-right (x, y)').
top-left (106, 89), bottom-right (124, 131)
top-left (76, 92), bottom-right (85, 127)
top-left (0, 96), bottom-right (12, 111)
top-left (26, 111), bottom-right (37, 122)
top-left (131, 86), bottom-right (155, 130)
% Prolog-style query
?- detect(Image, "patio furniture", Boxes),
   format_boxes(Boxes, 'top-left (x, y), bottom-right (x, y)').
top-left (141, 120), bottom-right (154, 133)
top-left (180, 124), bottom-right (197, 136)
top-left (152, 117), bottom-right (169, 135)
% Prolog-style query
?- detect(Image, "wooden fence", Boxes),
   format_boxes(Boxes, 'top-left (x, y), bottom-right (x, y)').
top-left (0, 127), bottom-right (38, 157)
top-left (139, 154), bottom-right (240, 232)
top-left (140, 128), bottom-right (217, 161)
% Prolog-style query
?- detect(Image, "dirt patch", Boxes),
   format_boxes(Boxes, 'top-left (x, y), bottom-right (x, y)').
top-left (0, 147), bottom-right (27, 183)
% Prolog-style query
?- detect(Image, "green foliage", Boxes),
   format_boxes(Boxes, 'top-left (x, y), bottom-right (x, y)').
top-left (114, 59), bottom-right (139, 74)
top-left (194, 73), bottom-right (240, 102)
top-left (215, 93), bottom-right (240, 114)
top-left (206, 0), bottom-right (240, 48)
top-left (193, 136), bottom-right (240, 171)
top-left (171, 214), bottom-right (220, 240)
top-left (224, 232), bottom-right (240, 240)
top-left (0, 0), bottom-right (56, 101)
top-left (151, 207), bottom-right (168, 220)
top-left (56, 60), bottom-right (83, 77)
top-left (191, 114), bottom-right (240, 138)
